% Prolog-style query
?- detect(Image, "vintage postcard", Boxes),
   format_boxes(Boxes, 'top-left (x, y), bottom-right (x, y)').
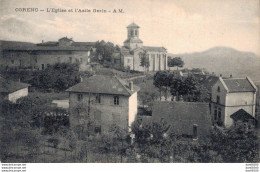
top-left (0, 0), bottom-right (259, 171)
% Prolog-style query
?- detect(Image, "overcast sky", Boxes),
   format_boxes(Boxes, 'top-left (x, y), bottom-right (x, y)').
top-left (0, 0), bottom-right (259, 55)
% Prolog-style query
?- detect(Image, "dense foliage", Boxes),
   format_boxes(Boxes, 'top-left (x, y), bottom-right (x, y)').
top-left (30, 63), bottom-right (91, 91)
top-left (94, 40), bottom-right (120, 63)
top-left (168, 57), bottom-right (184, 70)
top-left (153, 71), bottom-right (207, 102)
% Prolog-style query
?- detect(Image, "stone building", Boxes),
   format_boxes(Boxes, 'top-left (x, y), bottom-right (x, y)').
top-left (66, 75), bottom-right (140, 133)
top-left (0, 76), bottom-right (30, 103)
top-left (0, 37), bottom-right (95, 71)
top-left (210, 76), bottom-right (257, 127)
top-left (112, 23), bottom-right (168, 72)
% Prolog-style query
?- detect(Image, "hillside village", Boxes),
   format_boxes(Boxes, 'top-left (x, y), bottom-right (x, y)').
top-left (0, 23), bottom-right (259, 163)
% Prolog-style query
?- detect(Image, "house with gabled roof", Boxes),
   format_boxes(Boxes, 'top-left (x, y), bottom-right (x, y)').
top-left (0, 76), bottom-right (30, 103)
top-left (211, 76), bottom-right (257, 127)
top-left (112, 23), bottom-right (168, 72)
top-left (66, 75), bottom-right (140, 133)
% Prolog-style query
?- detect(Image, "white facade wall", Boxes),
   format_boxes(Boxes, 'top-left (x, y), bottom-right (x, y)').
top-left (69, 92), bottom-right (130, 132)
top-left (211, 79), bottom-right (256, 127)
top-left (8, 87), bottom-right (28, 103)
top-left (128, 92), bottom-right (138, 128)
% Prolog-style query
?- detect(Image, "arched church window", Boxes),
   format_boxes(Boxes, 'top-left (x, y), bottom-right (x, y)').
top-left (130, 30), bottom-right (134, 36)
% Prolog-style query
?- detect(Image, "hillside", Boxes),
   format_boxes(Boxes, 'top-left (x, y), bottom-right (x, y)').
top-left (168, 47), bottom-right (260, 82)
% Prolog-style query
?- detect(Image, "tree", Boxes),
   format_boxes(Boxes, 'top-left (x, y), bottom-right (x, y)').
top-left (153, 71), bottom-right (166, 100)
top-left (162, 71), bottom-right (173, 100)
top-left (183, 75), bottom-right (203, 102)
top-left (0, 100), bottom-right (42, 162)
top-left (139, 50), bottom-right (150, 73)
top-left (131, 119), bottom-right (173, 162)
top-left (169, 76), bottom-right (184, 100)
top-left (30, 63), bottom-right (83, 91)
top-left (210, 123), bottom-right (259, 163)
top-left (95, 40), bottom-right (118, 63)
top-left (170, 74), bottom-right (203, 102)
top-left (168, 57), bottom-right (184, 71)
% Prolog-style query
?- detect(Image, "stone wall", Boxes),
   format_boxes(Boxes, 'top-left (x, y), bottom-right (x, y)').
top-left (69, 92), bottom-right (130, 133)
top-left (8, 87), bottom-right (28, 103)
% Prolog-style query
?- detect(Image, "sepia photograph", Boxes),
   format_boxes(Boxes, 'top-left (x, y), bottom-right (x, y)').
top-left (0, 0), bottom-right (259, 171)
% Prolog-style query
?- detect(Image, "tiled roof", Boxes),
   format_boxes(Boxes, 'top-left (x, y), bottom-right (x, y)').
top-left (0, 40), bottom-right (36, 51)
top-left (112, 52), bottom-right (121, 59)
top-left (0, 76), bottom-right (30, 93)
top-left (142, 46), bottom-right (167, 52)
top-left (123, 38), bottom-right (143, 44)
top-left (0, 40), bottom-right (94, 51)
top-left (120, 46), bottom-right (132, 56)
top-left (201, 75), bottom-right (220, 91)
top-left (71, 42), bottom-right (96, 46)
top-left (230, 109), bottom-right (256, 122)
top-left (36, 41), bottom-right (58, 46)
top-left (222, 78), bottom-right (256, 92)
top-left (66, 75), bottom-right (140, 96)
top-left (151, 101), bottom-right (211, 137)
top-left (127, 22), bottom-right (140, 28)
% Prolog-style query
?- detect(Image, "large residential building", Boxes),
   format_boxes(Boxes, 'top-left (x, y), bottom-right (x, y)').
top-left (66, 75), bottom-right (140, 133)
top-left (112, 23), bottom-right (168, 72)
top-left (211, 76), bottom-right (257, 127)
top-left (0, 76), bottom-right (30, 103)
top-left (0, 37), bottom-right (95, 71)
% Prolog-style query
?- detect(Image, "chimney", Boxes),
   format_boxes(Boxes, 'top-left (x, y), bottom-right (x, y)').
top-left (179, 95), bottom-right (184, 101)
top-left (129, 81), bottom-right (134, 91)
top-left (230, 74), bottom-right (232, 78)
top-left (79, 76), bottom-right (83, 82)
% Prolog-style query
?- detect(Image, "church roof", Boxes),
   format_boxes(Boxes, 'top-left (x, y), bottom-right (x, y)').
top-left (132, 46), bottom-right (167, 52)
top-left (127, 22), bottom-right (140, 28)
top-left (123, 38), bottom-right (143, 44)
top-left (143, 46), bottom-right (167, 52)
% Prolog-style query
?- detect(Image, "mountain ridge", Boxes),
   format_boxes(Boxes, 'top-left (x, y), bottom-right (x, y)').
top-left (168, 46), bottom-right (260, 82)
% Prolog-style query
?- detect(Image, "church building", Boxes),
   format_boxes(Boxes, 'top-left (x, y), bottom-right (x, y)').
top-left (112, 23), bottom-right (168, 72)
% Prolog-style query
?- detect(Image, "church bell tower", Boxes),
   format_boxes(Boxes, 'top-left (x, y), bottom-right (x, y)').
top-left (123, 22), bottom-right (143, 50)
